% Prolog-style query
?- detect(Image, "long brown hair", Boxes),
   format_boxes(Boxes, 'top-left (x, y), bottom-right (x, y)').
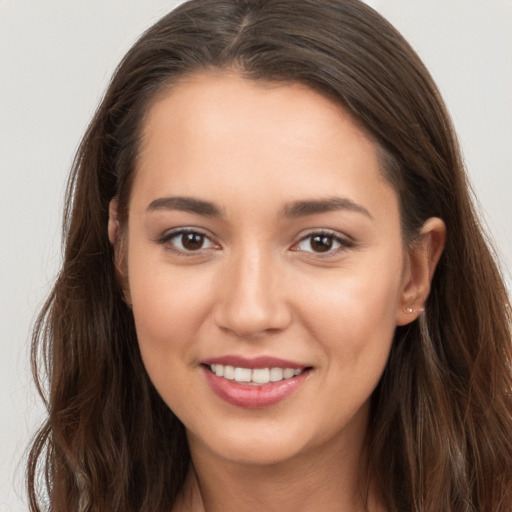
top-left (28, 1), bottom-right (512, 510)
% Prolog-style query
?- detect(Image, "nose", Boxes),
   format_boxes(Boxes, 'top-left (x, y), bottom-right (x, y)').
top-left (214, 246), bottom-right (292, 339)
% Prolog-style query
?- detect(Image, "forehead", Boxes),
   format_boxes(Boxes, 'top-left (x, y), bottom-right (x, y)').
top-left (132, 72), bottom-right (397, 221)
top-left (139, 73), bottom-right (377, 164)
top-left (140, 72), bottom-right (375, 153)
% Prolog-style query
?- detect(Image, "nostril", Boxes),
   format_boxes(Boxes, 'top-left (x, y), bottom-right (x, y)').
top-left (213, 297), bottom-right (292, 338)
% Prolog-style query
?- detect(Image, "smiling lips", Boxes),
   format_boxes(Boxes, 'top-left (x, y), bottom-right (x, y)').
top-left (209, 364), bottom-right (304, 385)
top-left (202, 356), bottom-right (311, 408)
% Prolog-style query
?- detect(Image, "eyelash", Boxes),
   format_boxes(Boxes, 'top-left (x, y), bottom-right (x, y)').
top-left (157, 228), bottom-right (218, 256)
top-left (156, 228), bottom-right (354, 257)
top-left (292, 230), bottom-right (354, 256)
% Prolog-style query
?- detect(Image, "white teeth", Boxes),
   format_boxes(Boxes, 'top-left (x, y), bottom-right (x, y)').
top-left (224, 365), bottom-right (235, 380)
top-left (269, 367), bottom-right (284, 382)
top-left (283, 368), bottom-right (295, 379)
top-left (209, 364), bottom-right (305, 385)
top-left (252, 368), bottom-right (270, 384)
top-left (234, 367), bottom-right (252, 382)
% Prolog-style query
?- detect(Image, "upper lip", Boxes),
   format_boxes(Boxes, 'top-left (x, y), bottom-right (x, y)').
top-left (201, 355), bottom-right (309, 370)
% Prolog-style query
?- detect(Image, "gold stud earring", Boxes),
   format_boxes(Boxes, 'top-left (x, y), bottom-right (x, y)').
top-left (404, 307), bottom-right (414, 314)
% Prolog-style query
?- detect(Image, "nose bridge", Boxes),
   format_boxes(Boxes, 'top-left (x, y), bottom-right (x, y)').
top-left (215, 240), bottom-right (290, 337)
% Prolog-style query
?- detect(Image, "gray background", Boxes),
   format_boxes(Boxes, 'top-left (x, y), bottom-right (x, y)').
top-left (1, 1), bottom-right (511, 510)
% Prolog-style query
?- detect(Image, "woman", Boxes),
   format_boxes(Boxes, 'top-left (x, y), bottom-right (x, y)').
top-left (27, 0), bottom-right (512, 511)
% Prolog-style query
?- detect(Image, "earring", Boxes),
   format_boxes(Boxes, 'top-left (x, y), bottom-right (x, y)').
top-left (404, 307), bottom-right (414, 314)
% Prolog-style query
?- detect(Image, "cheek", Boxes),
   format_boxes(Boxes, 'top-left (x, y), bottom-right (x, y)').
top-left (127, 264), bottom-right (215, 413)
top-left (298, 257), bottom-right (403, 363)
top-left (127, 251), bottom-right (214, 360)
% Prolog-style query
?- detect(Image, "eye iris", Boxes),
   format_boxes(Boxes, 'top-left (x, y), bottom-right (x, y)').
top-left (182, 232), bottom-right (204, 250)
top-left (310, 234), bottom-right (333, 252)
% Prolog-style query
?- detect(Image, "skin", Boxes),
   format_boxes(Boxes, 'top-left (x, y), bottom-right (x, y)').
top-left (109, 72), bottom-right (445, 512)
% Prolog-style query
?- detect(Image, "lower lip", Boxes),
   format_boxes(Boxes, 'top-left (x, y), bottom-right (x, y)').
top-left (203, 367), bottom-right (309, 409)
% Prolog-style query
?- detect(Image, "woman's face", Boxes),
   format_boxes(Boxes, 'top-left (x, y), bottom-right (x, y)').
top-left (120, 73), bottom-right (416, 466)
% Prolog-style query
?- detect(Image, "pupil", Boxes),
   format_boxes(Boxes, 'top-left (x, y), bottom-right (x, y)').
top-left (311, 235), bottom-right (332, 252)
top-left (182, 232), bottom-right (204, 250)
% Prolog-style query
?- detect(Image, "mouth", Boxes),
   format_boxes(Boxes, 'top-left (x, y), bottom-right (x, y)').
top-left (204, 363), bottom-right (309, 386)
top-left (201, 358), bottom-right (313, 408)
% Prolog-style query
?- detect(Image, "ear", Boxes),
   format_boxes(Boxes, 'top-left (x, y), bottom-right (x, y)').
top-left (108, 198), bottom-right (132, 306)
top-left (396, 217), bottom-right (446, 325)
top-left (108, 197), bottom-right (121, 244)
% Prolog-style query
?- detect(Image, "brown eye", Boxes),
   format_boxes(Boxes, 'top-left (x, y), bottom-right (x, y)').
top-left (310, 234), bottom-right (333, 253)
top-left (294, 231), bottom-right (352, 255)
top-left (181, 232), bottom-right (205, 251)
top-left (161, 229), bottom-right (216, 253)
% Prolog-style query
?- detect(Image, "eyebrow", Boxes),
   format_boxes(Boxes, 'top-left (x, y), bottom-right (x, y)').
top-left (146, 196), bottom-right (222, 216)
top-left (145, 195), bottom-right (372, 220)
top-left (283, 197), bottom-right (373, 219)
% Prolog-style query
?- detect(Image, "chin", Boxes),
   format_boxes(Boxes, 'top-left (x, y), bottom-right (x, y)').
top-left (187, 421), bottom-right (316, 467)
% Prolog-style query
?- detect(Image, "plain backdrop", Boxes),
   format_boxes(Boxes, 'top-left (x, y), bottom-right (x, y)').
top-left (1, 1), bottom-right (511, 510)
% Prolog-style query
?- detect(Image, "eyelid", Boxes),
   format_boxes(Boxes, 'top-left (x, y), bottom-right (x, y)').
top-left (291, 229), bottom-right (355, 255)
top-left (156, 226), bottom-right (220, 255)
top-left (154, 226), bottom-right (354, 257)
